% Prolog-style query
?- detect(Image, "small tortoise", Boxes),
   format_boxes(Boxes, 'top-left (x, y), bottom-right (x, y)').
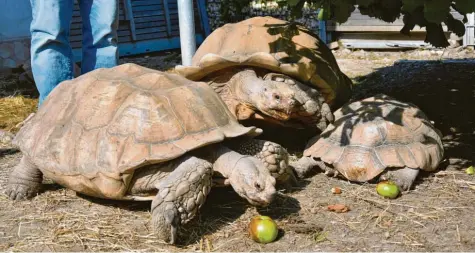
top-left (291, 94), bottom-right (444, 190)
top-left (5, 63), bottom-right (284, 244)
top-left (175, 16), bottom-right (353, 131)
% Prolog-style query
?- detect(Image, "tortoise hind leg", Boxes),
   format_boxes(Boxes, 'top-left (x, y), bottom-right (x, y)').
top-left (5, 155), bottom-right (43, 200)
top-left (379, 167), bottom-right (420, 191)
top-left (226, 138), bottom-right (297, 187)
top-left (150, 156), bottom-right (213, 244)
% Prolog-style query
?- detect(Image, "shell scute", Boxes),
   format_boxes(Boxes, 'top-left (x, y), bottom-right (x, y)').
top-left (96, 130), bottom-right (127, 171)
top-left (75, 80), bottom-right (135, 130)
top-left (107, 91), bottom-right (184, 143)
top-left (334, 146), bottom-right (385, 182)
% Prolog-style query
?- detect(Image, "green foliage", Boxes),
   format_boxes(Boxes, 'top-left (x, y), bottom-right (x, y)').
top-left (275, 0), bottom-right (472, 47)
top-left (355, 0), bottom-right (377, 7)
top-left (423, 0), bottom-right (451, 23)
top-left (332, 0), bottom-right (356, 23)
top-left (455, 0), bottom-right (475, 14)
top-left (401, 0), bottom-right (424, 13)
top-left (218, 0), bottom-right (250, 23)
top-left (317, 2), bottom-right (331, 20)
top-left (287, 0), bottom-right (301, 6)
top-left (445, 13), bottom-right (466, 37)
top-left (216, 0), bottom-right (471, 47)
top-left (358, 0), bottom-right (402, 23)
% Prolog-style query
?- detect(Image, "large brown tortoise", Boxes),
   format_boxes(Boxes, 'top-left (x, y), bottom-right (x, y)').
top-left (175, 16), bottom-right (353, 132)
top-left (291, 94), bottom-right (445, 191)
top-left (4, 63), bottom-right (289, 244)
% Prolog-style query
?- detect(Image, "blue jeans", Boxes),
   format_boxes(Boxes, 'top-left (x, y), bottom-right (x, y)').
top-left (30, 0), bottom-right (119, 106)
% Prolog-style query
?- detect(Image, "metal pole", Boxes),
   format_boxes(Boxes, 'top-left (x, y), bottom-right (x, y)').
top-left (177, 0), bottom-right (197, 66)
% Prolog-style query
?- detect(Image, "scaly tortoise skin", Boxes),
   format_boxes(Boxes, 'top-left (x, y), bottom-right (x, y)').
top-left (4, 63), bottom-right (288, 244)
top-left (292, 94), bottom-right (444, 191)
top-left (175, 16), bottom-right (353, 131)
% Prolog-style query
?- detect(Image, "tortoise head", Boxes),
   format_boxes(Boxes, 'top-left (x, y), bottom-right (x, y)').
top-left (233, 69), bottom-right (299, 122)
top-left (227, 156), bottom-right (277, 207)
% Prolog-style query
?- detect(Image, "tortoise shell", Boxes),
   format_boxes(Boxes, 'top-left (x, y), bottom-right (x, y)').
top-left (303, 94), bottom-right (444, 182)
top-left (174, 16), bottom-right (353, 110)
top-left (13, 63), bottom-right (260, 198)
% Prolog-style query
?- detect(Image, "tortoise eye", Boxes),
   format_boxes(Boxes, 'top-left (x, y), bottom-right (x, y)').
top-left (254, 182), bottom-right (262, 190)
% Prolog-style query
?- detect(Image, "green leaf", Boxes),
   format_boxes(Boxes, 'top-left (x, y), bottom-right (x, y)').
top-left (313, 231), bottom-right (328, 243)
top-left (289, 0), bottom-right (306, 18)
top-left (401, 0), bottom-right (424, 13)
top-left (318, 8), bottom-right (330, 20)
top-left (277, 0), bottom-right (288, 7)
top-left (445, 13), bottom-right (466, 37)
top-left (424, 0), bottom-right (451, 24)
top-left (401, 13), bottom-right (417, 35)
top-left (358, 0), bottom-right (402, 23)
top-left (318, 1), bottom-right (332, 20)
top-left (455, 0), bottom-right (475, 14)
top-left (425, 23), bottom-right (450, 47)
top-left (332, 1), bottom-right (356, 23)
top-left (466, 166), bottom-right (475, 175)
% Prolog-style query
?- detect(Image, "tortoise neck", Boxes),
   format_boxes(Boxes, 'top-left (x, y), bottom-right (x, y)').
top-left (228, 69), bottom-right (263, 108)
top-left (206, 68), bottom-right (262, 119)
top-left (196, 144), bottom-right (241, 178)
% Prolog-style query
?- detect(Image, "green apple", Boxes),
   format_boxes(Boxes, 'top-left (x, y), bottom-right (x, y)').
top-left (376, 181), bottom-right (400, 199)
top-left (466, 166), bottom-right (474, 175)
top-left (249, 216), bottom-right (278, 243)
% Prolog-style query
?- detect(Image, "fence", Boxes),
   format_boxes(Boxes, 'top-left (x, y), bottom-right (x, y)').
top-left (464, 13), bottom-right (475, 46)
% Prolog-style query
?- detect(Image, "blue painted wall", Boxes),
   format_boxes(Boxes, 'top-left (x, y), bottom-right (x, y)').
top-left (0, 0), bottom-right (32, 41)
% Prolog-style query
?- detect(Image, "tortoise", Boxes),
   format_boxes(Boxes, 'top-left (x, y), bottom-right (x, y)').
top-left (175, 16), bottom-right (353, 132)
top-left (291, 94), bottom-right (444, 191)
top-left (4, 63), bottom-right (287, 244)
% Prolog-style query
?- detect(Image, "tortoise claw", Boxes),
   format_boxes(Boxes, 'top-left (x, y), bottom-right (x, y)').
top-left (323, 167), bottom-right (339, 178)
top-left (4, 184), bottom-right (39, 200)
top-left (169, 220), bottom-right (178, 244)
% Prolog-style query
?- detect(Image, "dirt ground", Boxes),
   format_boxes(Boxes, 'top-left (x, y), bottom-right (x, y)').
top-left (0, 47), bottom-right (474, 251)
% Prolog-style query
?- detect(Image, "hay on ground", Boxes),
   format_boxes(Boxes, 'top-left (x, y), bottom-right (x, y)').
top-left (0, 96), bottom-right (38, 133)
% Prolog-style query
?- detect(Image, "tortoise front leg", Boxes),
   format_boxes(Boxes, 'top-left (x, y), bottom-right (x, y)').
top-left (379, 167), bottom-right (420, 191)
top-left (225, 139), bottom-right (297, 187)
top-left (149, 156), bottom-right (213, 244)
top-left (294, 91), bottom-right (334, 132)
top-left (5, 155), bottom-right (43, 200)
top-left (290, 156), bottom-right (339, 179)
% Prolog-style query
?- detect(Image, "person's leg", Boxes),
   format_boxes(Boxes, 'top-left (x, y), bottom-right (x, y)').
top-left (30, 0), bottom-right (74, 106)
top-left (79, 0), bottom-right (119, 74)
